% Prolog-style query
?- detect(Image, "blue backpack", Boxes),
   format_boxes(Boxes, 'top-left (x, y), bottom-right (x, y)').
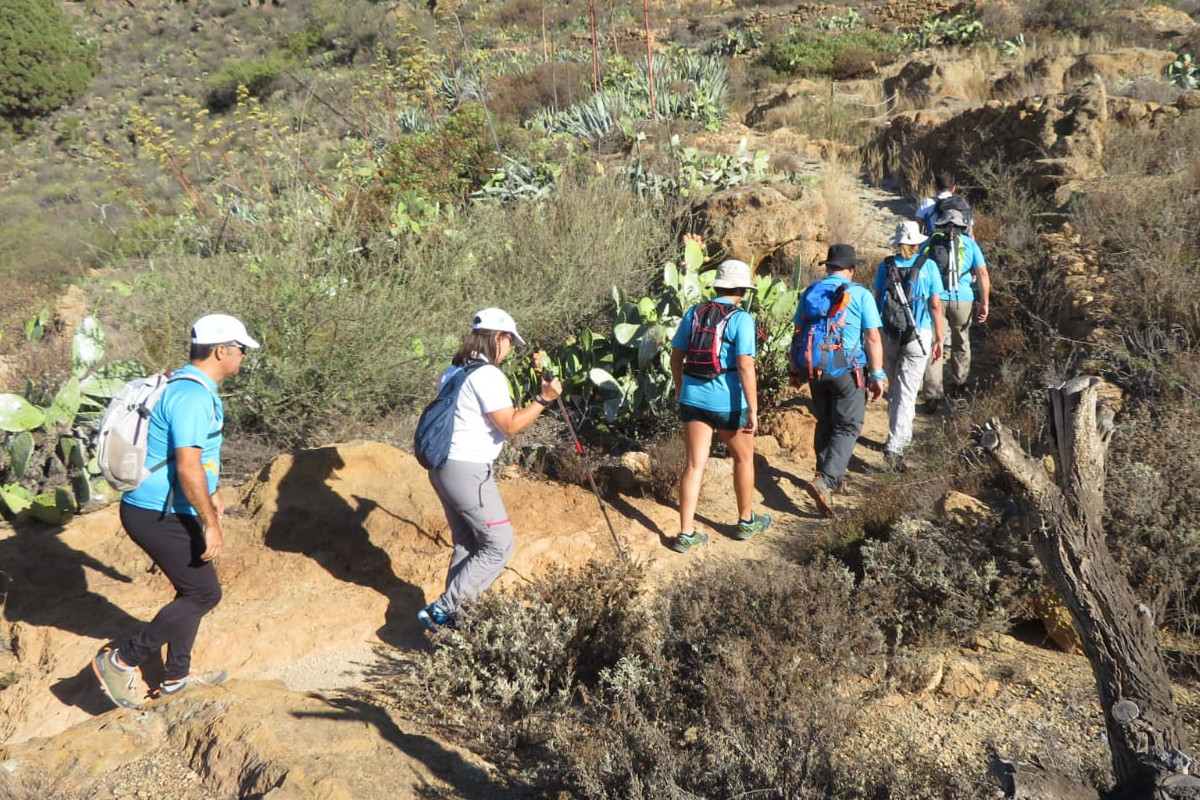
top-left (790, 280), bottom-right (862, 380)
top-left (413, 360), bottom-right (487, 470)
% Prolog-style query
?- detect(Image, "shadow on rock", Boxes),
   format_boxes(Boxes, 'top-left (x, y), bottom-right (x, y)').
top-left (260, 447), bottom-right (426, 649)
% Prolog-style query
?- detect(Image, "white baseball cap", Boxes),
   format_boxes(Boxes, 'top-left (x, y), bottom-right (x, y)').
top-left (711, 259), bottom-right (755, 290)
top-left (471, 307), bottom-right (526, 347)
top-left (191, 314), bottom-right (261, 348)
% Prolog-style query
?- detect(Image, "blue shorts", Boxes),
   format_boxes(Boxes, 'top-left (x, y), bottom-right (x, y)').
top-left (679, 403), bottom-right (747, 431)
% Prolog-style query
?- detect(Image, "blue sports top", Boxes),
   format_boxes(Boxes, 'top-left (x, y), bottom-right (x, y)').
top-left (122, 364), bottom-right (223, 516)
top-left (872, 253), bottom-right (946, 331)
top-left (671, 297), bottom-right (757, 413)
top-left (794, 276), bottom-right (881, 368)
top-left (925, 233), bottom-right (987, 303)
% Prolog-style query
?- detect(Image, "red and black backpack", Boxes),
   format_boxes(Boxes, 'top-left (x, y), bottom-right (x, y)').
top-left (682, 300), bottom-right (743, 380)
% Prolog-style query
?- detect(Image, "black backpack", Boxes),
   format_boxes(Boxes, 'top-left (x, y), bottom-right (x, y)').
top-left (924, 228), bottom-right (961, 296)
top-left (683, 300), bottom-right (742, 380)
top-left (881, 255), bottom-right (928, 344)
top-left (413, 360), bottom-right (487, 470)
top-left (932, 194), bottom-right (973, 231)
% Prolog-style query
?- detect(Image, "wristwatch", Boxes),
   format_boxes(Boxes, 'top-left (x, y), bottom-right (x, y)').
top-left (534, 395), bottom-right (553, 407)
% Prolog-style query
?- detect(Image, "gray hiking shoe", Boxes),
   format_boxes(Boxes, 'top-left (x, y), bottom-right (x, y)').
top-left (92, 648), bottom-right (144, 709)
top-left (670, 531), bottom-right (709, 553)
top-left (805, 475), bottom-right (836, 518)
top-left (154, 669), bottom-right (229, 699)
top-left (734, 512), bottom-right (773, 541)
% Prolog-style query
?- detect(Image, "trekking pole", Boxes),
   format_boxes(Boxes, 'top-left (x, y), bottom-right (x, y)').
top-left (888, 259), bottom-right (927, 357)
top-left (542, 370), bottom-right (626, 561)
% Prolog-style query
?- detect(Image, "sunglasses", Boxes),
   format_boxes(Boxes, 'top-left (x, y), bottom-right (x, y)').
top-left (225, 342), bottom-right (247, 354)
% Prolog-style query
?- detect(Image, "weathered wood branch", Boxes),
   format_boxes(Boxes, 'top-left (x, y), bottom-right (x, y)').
top-left (974, 377), bottom-right (1191, 799)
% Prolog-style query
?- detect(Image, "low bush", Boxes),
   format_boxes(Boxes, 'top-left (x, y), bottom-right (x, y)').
top-left (205, 50), bottom-right (295, 112)
top-left (1106, 385), bottom-right (1200, 668)
top-left (0, 0), bottom-right (99, 133)
top-left (99, 168), bottom-right (671, 447)
top-left (759, 26), bottom-right (906, 80)
top-left (384, 557), bottom-right (891, 798)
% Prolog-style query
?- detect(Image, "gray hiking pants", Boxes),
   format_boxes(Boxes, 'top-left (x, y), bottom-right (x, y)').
top-left (884, 328), bottom-right (933, 456)
top-left (428, 459), bottom-right (514, 614)
top-left (922, 300), bottom-right (973, 399)
top-left (809, 370), bottom-right (867, 490)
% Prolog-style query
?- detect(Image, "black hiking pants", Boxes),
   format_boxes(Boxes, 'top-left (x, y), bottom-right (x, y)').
top-left (119, 503), bottom-right (222, 682)
top-left (809, 370), bottom-right (867, 489)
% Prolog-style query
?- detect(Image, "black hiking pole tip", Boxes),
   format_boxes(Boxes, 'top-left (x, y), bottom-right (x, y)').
top-left (541, 369), bottom-right (626, 561)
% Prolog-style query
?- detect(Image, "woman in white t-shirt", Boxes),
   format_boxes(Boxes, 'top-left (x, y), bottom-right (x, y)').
top-left (418, 307), bottom-right (562, 631)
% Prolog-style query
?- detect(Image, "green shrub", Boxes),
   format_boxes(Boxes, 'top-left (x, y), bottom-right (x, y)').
top-left (99, 168), bottom-right (670, 447)
top-left (205, 50), bottom-right (295, 112)
top-left (374, 103), bottom-right (503, 207)
top-left (0, 0), bottom-right (98, 133)
top-left (759, 26), bottom-right (906, 79)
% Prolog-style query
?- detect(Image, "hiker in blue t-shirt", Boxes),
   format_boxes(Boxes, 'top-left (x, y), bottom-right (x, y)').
top-left (93, 314), bottom-right (260, 709)
top-left (668, 259), bottom-right (772, 553)
top-left (792, 244), bottom-right (886, 518)
top-left (920, 208), bottom-right (990, 413)
top-left (873, 221), bottom-right (946, 471)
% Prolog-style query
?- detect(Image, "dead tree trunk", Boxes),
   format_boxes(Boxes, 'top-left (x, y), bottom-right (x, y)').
top-left (973, 377), bottom-right (1195, 799)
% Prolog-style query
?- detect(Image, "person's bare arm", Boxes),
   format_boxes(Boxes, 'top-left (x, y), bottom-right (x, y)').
top-left (930, 294), bottom-right (946, 362)
top-left (486, 374), bottom-right (563, 437)
top-left (670, 347), bottom-right (685, 397)
top-left (736, 354), bottom-right (758, 434)
top-left (863, 327), bottom-right (885, 401)
top-left (976, 265), bottom-right (991, 323)
top-left (175, 447), bottom-right (223, 561)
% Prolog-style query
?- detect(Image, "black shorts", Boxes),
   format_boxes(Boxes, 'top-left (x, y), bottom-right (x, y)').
top-left (679, 403), bottom-right (748, 431)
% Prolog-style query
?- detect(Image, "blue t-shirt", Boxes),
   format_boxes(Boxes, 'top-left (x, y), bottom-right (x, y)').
top-left (925, 234), bottom-right (987, 303)
top-left (122, 364), bottom-right (223, 516)
top-left (793, 276), bottom-right (881, 368)
top-left (872, 253), bottom-right (945, 331)
top-left (671, 298), bottom-right (757, 413)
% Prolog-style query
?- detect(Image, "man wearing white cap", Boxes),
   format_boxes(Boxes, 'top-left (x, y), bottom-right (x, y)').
top-left (873, 221), bottom-right (946, 470)
top-left (93, 314), bottom-right (259, 708)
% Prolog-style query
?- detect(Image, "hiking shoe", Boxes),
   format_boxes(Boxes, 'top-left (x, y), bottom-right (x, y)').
top-left (734, 512), bottom-right (773, 541)
top-left (91, 647), bottom-right (144, 709)
top-left (670, 531), bottom-right (709, 553)
top-left (805, 476), bottom-right (836, 518)
top-left (154, 669), bottom-right (228, 699)
top-left (921, 399), bottom-right (942, 415)
top-left (417, 601), bottom-right (456, 632)
top-left (883, 451), bottom-right (908, 473)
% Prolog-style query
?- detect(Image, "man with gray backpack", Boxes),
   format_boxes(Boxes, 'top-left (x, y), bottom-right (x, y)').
top-left (92, 314), bottom-right (259, 708)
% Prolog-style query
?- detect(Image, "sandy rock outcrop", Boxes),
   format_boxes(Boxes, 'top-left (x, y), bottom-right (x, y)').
top-left (692, 180), bottom-right (828, 277)
top-left (0, 680), bottom-right (497, 800)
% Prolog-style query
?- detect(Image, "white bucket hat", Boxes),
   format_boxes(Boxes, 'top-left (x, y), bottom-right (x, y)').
top-left (472, 307), bottom-right (526, 347)
top-left (711, 259), bottom-right (755, 290)
top-left (889, 220), bottom-right (928, 247)
top-left (191, 314), bottom-right (260, 348)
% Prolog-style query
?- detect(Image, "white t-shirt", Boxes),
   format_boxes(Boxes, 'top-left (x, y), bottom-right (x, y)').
top-left (442, 362), bottom-right (513, 463)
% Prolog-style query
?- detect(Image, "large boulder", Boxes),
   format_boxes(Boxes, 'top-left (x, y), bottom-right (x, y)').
top-left (691, 180), bottom-right (828, 278)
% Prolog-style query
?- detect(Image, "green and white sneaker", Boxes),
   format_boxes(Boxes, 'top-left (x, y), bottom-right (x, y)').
top-left (154, 669), bottom-right (229, 699)
top-left (92, 647), bottom-right (145, 709)
top-left (671, 531), bottom-right (709, 553)
top-left (735, 512), bottom-right (773, 541)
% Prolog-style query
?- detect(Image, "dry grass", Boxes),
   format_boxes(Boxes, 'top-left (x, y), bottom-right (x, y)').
top-left (819, 154), bottom-right (872, 245)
